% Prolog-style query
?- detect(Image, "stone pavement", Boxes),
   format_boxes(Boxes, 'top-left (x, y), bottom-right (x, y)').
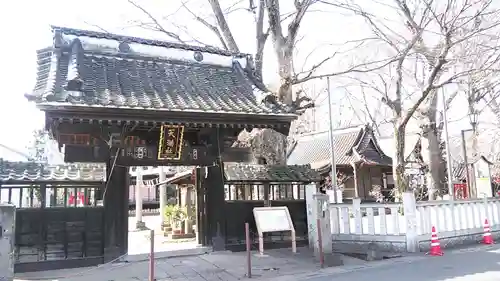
top-left (15, 244), bottom-right (500, 281)
top-left (127, 215), bottom-right (212, 262)
top-left (272, 244), bottom-right (500, 281)
top-left (13, 247), bottom-right (367, 281)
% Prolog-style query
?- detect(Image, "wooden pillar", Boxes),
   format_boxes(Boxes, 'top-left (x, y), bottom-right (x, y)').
top-left (263, 183), bottom-right (271, 207)
top-left (204, 128), bottom-right (226, 250)
top-left (352, 163), bottom-right (360, 198)
top-left (104, 157), bottom-right (129, 261)
top-left (182, 185), bottom-right (193, 234)
top-left (135, 168), bottom-right (146, 229)
top-left (159, 166), bottom-right (167, 227)
top-left (195, 167), bottom-right (208, 245)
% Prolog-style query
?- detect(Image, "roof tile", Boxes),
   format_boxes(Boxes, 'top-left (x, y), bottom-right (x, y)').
top-left (26, 27), bottom-right (294, 117)
top-left (287, 125), bottom-right (392, 169)
top-left (0, 159), bottom-right (105, 182)
top-left (224, 163), bottom-right (321, 182)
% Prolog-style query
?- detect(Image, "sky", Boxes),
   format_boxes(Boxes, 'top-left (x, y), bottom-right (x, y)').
top-left (0, 0), bottom-right (492, 161)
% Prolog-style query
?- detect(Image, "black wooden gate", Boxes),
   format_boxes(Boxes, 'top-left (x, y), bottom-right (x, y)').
top-left (0, 182), bottom-right (105, 273)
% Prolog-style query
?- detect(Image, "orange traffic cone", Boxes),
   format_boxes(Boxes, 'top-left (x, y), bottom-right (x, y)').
top-left (483, 219), bottom-right (494, 245)
top-left (429, 226), bottom-right (444, 256)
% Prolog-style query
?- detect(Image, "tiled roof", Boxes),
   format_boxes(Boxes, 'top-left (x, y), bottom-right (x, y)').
top-left (25, 26), bottom-right (294, 117)
top-left (0, 159), bottom-right (105, 182)
top-left (224, 164), bottom-right (321, 182)
top-left (287, 125), bottom-right (392, 169)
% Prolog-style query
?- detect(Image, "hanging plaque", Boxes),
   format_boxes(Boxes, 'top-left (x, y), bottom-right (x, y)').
top-left (157, 125), bottom-right (185, 160)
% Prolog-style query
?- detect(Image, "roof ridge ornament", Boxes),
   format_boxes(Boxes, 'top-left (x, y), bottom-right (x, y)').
top-left (65, 39), bottom-right (84, 94)
top-left (53, 28), bottom-right (64, 48)
top-left (118, 41), bottom-right (131, 53)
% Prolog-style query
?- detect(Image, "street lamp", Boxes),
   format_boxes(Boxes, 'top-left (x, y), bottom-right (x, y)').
top-left (461, 108), bottom-right (480, 198)
top-left (468, 109), bottom-right (479, 130)
top-left (326, 77), bottom-right (338, 203)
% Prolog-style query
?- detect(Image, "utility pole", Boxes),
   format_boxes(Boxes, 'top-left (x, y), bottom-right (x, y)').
top-left (441, 90), bottom-right (454, 200)
top-left (326, 77), bottom-right (338, 203)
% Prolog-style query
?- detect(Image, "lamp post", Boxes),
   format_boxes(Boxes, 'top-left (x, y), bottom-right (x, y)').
top-left (442, 90), bottom-right (454, 199)
top-left (326, 77), bottom-right (338, 203)
top-left (461, 109), bottom-right (479, 198)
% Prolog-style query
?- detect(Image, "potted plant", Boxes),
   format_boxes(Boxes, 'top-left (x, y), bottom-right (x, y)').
top-left (171, 205), bottom-right (187, 235)
top-left (163, 205), bottom-right (176, 233)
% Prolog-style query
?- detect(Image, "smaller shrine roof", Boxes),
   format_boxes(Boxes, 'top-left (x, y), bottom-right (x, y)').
top-left (224, 164), bottom-right (321, 183)
top-left (287, 125), bottom-right (392, 170)
top-left (0, 159), bottom-right (105, 183)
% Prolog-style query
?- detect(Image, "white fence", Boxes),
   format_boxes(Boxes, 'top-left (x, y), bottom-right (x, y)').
top-left (329, 192), bottom-right (500, 252)
top-left (415, 198), bottom-right (500, 238)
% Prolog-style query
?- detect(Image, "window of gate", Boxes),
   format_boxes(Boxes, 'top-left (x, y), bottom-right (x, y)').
top-left (0, 182), bottom-right (105, 273)
top-left (223, 164), bottom-right (322, 251)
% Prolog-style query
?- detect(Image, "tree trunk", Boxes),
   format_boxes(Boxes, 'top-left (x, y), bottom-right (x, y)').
top-left (421, 92), bottom-right (446, 200)
top-left (276, 44), bottom-right (294, 105)
top-left (424, 126), bottom-right (444, 199)
top-left (236, 128), bottom-right (288, 165)
top-left (393, 123), bottom-right (408, 200)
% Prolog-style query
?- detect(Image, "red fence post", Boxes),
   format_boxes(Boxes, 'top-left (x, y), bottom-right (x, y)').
top-left (317, 218), bottom-right (324, 268)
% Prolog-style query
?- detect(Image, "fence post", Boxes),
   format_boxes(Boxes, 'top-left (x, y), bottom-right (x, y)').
top-left (149, 229), bottom-right (155, 281)
top-left (352, 198), bottom-right (362, 234)
top-left (317, 218), bottom-right (324, 268)
top-left (483, 196), bottom-right (489, 222)
top-left (402, 192), bottom-right (418, 253)
top-left (305, 183), bottom-right (319, 249)
top-left (245, 223), bottom-right (252, 278)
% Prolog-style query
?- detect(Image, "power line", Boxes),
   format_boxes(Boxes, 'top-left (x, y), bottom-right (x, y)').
top-left (0, 143), bottom-right (32, 161)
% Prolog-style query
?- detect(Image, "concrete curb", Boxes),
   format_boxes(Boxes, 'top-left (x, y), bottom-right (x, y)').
top-left (125, 246), bottom-right (212, 262)
top-left (260, 255), bottom-right (427, 281)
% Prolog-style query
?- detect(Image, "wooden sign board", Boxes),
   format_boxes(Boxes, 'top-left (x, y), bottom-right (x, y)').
top-left (253, 206), bottom-right (296, 254)
top-left (158, 125), bottom-right (185, 160)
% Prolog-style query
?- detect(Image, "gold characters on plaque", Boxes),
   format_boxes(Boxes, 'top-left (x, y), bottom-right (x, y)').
top-left (158, 125), bottom-right (185, 160)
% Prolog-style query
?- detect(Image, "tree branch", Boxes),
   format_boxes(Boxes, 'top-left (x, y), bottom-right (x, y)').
top-left (254, 0), bottom-right (269, 79)
top-left (207, 0), bottom-right (240, 52)
top-left (287, 0), bottom-right (316, 45)
top-left (265, 0), bottom-right (286, 45)
top-left (182, 1), bottom-right (229, 50)
top-left (83, 21), bottom-right (112, 33)
top-left (127, 0), bottom-right (185, 43)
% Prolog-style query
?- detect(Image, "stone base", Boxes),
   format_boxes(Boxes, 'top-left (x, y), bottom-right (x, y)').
top-left (169, 233), bottom-right (196, 239)
top-left (322, 253), bottom-right (344, 267)
top-left (333, 240), bottom-right (407, 255)
top-left (418, 230), bottom-right (500, 252)
top-left (135, 221), bottom-right (148, 230)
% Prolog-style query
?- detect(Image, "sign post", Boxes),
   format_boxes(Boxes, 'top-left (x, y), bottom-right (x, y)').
top-left (252, 206), bottom-right (296, 255)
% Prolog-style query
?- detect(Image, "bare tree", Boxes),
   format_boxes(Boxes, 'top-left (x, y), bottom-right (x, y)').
top-left (27, 129), bottom-right (48, 163)
top-left (340, 0), bottom-right (500, 197)
top-left (118, 0), bottom-right (400, 109)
